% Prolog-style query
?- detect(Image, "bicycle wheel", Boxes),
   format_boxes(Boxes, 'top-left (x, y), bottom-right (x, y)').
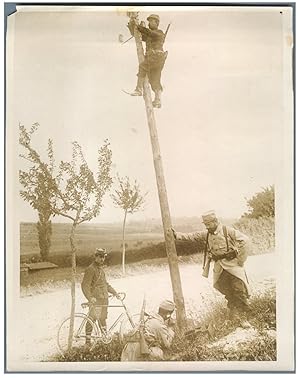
top-left (57, 313), bottom-right (99, 355)
top-left (119, 313), bottom-right (140, 344)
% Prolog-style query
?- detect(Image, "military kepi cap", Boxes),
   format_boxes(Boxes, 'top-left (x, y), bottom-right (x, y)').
top-left (147, 14), bottom-right (160, 23)
top-left (95, 248), bottom-right (107, 257)
top-left (202, 210), bottom-right (217, 223)
top-left (159, 299), bottom-right (175, 312)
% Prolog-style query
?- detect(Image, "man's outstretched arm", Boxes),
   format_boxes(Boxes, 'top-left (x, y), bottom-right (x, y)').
top-left (137, 24), bottom-right (165, 40)
top-left (171, 228), bottom-right (207, 242)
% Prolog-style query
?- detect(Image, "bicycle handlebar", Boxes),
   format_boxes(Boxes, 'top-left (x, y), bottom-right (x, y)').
top-left (81, 292), bottom-right (126, 308)
top-left (116, 292), bottom-right (126, 301)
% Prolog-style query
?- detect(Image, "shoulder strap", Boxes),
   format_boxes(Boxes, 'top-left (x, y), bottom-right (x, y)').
top-left (203, 231), bottom-right (210, 269)
top-left (205, 231), bottom-right (209, 251)
top-left (223, 225), bottom-right (229, 252)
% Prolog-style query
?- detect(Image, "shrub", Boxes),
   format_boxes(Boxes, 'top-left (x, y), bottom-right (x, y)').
top-left (234, 217), bottom-right (275, 254)
top-left (53, 338), bottom-right (123, 362)
top-left (243, 186), bottom-right (275, 219)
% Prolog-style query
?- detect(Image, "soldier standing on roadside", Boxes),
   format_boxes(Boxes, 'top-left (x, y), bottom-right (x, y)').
top-left (81, 248), bottom-right (120, 344)
top-left (172, 210), bottom-right (252, 328)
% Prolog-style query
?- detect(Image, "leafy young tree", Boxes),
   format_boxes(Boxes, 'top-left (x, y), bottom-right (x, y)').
top-left (19, 123), bottom-right (113, 349)
top-left (111, 175), bottom-right (147, 275)
top-left (243, 185), bottom-right (275, 219)
top-left (19, 128), bottom-right (55, 261)
top-left (19, 167), bottom-right (53, 261)
top-left (54, 141), bottom-right (113, 349)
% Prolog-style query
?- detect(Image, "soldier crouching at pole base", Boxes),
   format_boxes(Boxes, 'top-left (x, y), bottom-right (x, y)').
top-left (127, 14), bottom-right (168, 108)
top-left (121, 300), bottom-right (176, 361)
top-left (172, 211), bottom-right (252, 329)
top-left (81, 248), bottom-right (121, 344)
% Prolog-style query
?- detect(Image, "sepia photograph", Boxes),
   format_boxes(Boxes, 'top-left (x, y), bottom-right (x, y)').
top-left (5, 3), bottom-right (294, 372)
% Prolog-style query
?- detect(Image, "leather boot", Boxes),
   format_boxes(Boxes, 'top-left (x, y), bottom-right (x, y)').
top-left (152, 90), bottom-right (162, 108)
top-left (131, 76), bottom-right (144, 96)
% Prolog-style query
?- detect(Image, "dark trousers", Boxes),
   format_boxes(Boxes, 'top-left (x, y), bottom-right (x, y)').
top-left (137, 52), bottom-right (167, 92)
top-left (86, 299), bottom-right (108, 338)
top-left (214, 269), bottom-right (250, 313)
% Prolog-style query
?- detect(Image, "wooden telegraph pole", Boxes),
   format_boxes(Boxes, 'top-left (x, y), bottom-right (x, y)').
top-left (127, 12), bottom-right (186, 331)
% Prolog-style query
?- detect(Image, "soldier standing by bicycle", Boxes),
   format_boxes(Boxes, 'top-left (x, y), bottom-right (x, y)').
top-left (81, 248), bottom-right (120, 344)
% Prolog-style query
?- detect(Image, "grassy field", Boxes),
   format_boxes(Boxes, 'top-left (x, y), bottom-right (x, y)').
top-left (20, 222), bottom-right (164, 256)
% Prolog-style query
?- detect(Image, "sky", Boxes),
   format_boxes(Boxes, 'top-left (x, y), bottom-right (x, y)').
top-left (7, 5), bottom-right (291, 223)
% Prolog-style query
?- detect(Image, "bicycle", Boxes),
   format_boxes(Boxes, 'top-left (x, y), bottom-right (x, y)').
top-left (56, 292), bottom-right (139, 355)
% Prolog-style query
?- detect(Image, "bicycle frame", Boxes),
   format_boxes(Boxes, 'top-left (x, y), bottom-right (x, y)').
top-left (89, 298), bottom-right (135, 335)
top-left (81, 292), bottom-right (135, 335)
top-left (57, 293), bottom-right (137, 354)
top-left (74, 314), bottom-right (89, 339)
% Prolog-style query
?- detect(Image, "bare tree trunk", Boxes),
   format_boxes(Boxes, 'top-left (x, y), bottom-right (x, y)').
top-left (122, 209), bottom-right (128, 275)
top-left (37, 212), bottom-right (52, 261)
top-left (68, 222), bottom-right (77, 350)
top-left (129, 14), bottom-right (186, 331)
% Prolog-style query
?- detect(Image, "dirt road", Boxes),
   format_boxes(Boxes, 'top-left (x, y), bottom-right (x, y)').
top-left (9, 253), bottom-right (277, 364)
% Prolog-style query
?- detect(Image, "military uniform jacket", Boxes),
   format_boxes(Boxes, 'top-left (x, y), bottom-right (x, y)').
top-left (81, 262), bottom-right (117, 302)
top-left (176, 224), bottom-right (252, 294)
top-left (137, 25), bottom-right (165, 54)
top-left (121, 312), bottom-right (175, 361)
top-left (144, 313), bottom-right (175, 351)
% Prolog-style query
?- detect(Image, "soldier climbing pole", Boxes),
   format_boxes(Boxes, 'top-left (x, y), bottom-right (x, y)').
top-left (126, 11), bottom-right (186, 331)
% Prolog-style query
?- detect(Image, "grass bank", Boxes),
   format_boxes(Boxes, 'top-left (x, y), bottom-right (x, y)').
top-left (170, 286), bottom-right (276, 361)
top-left (51, 285), bottom-right (276, 362)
